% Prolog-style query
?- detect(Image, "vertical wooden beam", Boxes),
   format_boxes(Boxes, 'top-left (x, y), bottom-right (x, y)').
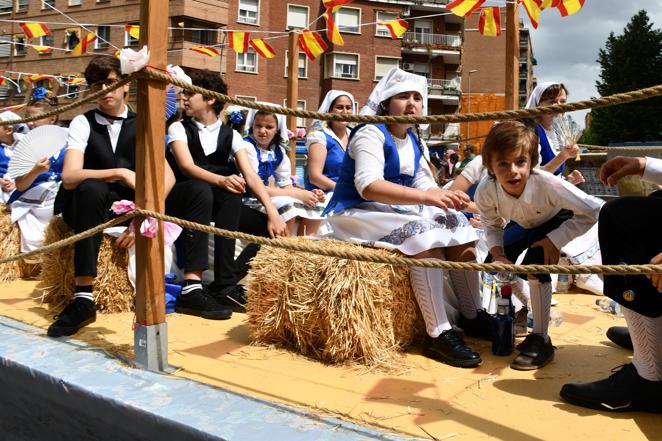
top-left (134, 0), bottom-right (168, 330)
top-left (505, 2), bottom-right (520, 110)
top-left (286, 32), bottom-right (299, 175)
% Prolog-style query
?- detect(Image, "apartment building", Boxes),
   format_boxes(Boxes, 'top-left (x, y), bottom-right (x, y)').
top-left (0, 0), bottom-right (228, 121)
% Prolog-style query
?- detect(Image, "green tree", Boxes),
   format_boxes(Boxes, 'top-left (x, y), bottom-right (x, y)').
top-left (590, 10), bottom-right (662, 145)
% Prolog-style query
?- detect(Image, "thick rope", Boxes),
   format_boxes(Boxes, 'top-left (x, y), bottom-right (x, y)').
top-left (580, 144), bottom-right (662, 152)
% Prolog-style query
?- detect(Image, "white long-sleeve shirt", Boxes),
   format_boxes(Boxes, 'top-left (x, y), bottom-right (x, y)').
top-left (475, 169), bottom-right (604, 251)
top-left (643, 156), bottom-right (662, 185)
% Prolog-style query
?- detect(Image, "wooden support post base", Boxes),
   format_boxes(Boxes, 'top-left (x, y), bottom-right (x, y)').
top-left (134, 322), bottom-right (171, 373)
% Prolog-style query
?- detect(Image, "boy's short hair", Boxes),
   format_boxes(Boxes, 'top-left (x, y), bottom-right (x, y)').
top-left (481, 120), bottom-right (539, 177)
top-left (187, 69), bottom-right (228, 115)
top-left (84, 55), bottom-right (122, 85)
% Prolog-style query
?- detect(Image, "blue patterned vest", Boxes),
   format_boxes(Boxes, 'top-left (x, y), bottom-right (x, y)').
top-left (537, 123), bottom-right (565, 176)
top-left (244, 136), bottom-right (285, 186)
top-left (7, 148), bottom-right (65, 204)
top-left (304, 128), bottom-right (345, 191)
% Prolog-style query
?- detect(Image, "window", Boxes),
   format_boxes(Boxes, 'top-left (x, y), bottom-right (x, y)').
top-left (0, 35), bottom-right (10, 57)
top-left (376, 11), bottom-right (397, 37)
top-left (0, 0), bottom-right (12, 13)
top-left (191, 29), bottom-right (215, 45)
top-left (236, 48), bottom-right (257, 73)
top-left (41, 0), bottom-right (54, 8)
top-left (284, 99), bottom-right (306, 127)
top-left (15, 0), bottom-right (29, 12)
top-left (0, 84), bottom-right (9, 98)
top-left (238, 0), bottom-right (259, 24)
top-left (335, 8), bottom-right (360, 33)
top-left (13, 34), bottom-right (27, 55)
top-left (68, 0), bottom-right (81, 5)
top-left (287, 5), bottom-right (308, 30)
top-left (95, 25), bottom-right (110, 49)
top-left (284, 51), bottom-right (307, 78)
top-left (375, 56), bottom-right (399, 81)
top-left (125, 23), bottom-right (139, 46)
top-left (326, 53), bottom-right (358, 79)
top-left (62, 74), bottom-right (80, 100)
top-left (13, 79), bottom-right (26, 96)
top-left (40, 34), bottom-right (54, 48)
top-left (236, 95), bottom-right (256, 101)
top-left (64, 28), bottom-right (80, 51)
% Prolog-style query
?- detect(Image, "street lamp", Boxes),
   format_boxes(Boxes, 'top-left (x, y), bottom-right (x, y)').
top-left (466, 69), bottom-right (478, 142)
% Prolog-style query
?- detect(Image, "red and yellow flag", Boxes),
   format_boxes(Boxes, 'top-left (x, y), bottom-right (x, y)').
top-left (323, 8), bottom-right (344, 45)
top-left (0, 104), bottom-right (26, 112)
top-left (380, 18), bottom-right (409, 39)
top-left (519, 0), bottom-right (542, 28)
top-left (125, 24), bottom-right (140, 40)
top-left (71, 32), bottom-right (97, 56)
top-left (228, 31), bottom-right (250, 53)
top-left (190, 46), bottom-right (221, 57)
top-left (540, 0), bottom-right (559, 9)
top-left (32, 45), bottom-right (53, 54)
top-left (28, 74), bottom-right (56, 82)
top-left (249, 39), bottom-right (276, 59)
top-left (478, 7), bottom-right (501, 37)
top-left (447, 0), bottom-right (485, 17)
top-left (0, 78), bottom-right (5, 86)
top-left (298, 30), bottom-right (328, 61)
top-left (322, 0), bottom-right (353, 9)
top-left (67, 77), bottom-right (85, 85)
top-left (556, 0), bottom-right (584, 16)
top-left (19, 22), bottom-right (51, 39)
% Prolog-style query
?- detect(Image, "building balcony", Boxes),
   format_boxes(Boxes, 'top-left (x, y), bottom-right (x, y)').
top-left (401, 32), bottom-right (462, 63)
top-left (428, 78), bottom-right (461, 104)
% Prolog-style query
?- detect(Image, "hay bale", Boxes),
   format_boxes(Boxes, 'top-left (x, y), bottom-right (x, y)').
top-left (247, 238), bottom-right (424, 367)
top-left (0, 204), bottom-right (24, 283)
top-left (38, 216), bottom-right (134, 313)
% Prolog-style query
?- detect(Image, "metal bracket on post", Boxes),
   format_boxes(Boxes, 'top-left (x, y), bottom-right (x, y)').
top-left (134, 322), bottom-right (171, 373)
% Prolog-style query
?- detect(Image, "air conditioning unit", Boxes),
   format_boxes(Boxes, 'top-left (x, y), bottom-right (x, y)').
top-left (402, 63), bottom-right (414, 71)
top-left (402, 6), bottom-right (410, 17)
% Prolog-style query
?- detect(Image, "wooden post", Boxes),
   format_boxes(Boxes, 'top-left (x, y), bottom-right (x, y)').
top-left (505, 2), bottom-right (520, 110)
top-left (286, 32), bottom-right (299, 175)
top-left (133, 0), bottom-right (168, 371)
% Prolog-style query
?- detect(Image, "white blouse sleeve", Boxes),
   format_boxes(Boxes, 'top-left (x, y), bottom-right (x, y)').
top-left (460, 155), bottom-right (485, 185)
top-left (275, 147), bottom-right (293, 187)
top-left (305, 130), bottom-right (327, 148)
top-left (348, 125), bottom-right (387, 197)
top-left (475, 176), bottom-right (506, 250)
top-left (411, 139), bottom-right (436, 191)
top-left (64, 115), bottom-right (91, 153)
top-left (166, 121), bottom-right (187, 147)
top-left (643, 157), bottom-right (662, 185)
top-left (230, 130), bottom-right (249, 154)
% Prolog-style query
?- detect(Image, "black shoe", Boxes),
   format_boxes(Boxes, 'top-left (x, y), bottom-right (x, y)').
top-left (213, 284), bottom-right (247, 313)
top-left (459, 309), bottom-right (493, 341)
top-left (511, 333), bottom-right (554, 370)
top-left (175, 287), bottom-right (232, 320)
top-left (423, 329), bottom-right (482, 368)
top-left (606, 326), bottom-right (633, 351)
top-left (560, 363), bottom-right (662, 413)
top-left (47, 298), bottom-right (96, 337)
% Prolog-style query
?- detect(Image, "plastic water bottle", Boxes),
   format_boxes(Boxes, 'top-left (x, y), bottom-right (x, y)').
top-left (556, 273), bottom-right (572, 293)
top-left (500, 284), bottom-right (516, 320)
top-left (549, 310), bottom-right (564, 327)
top-left (595, 298), bottom-right (622, 316)
top-left (492, 298), bottom-right (514, 356)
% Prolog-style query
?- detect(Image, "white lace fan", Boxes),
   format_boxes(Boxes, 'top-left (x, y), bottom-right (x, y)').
top-left (7, 125), bottom-right (68, 179)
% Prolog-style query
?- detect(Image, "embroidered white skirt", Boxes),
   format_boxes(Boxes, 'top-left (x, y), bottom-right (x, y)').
top-left (327, 202), bottom-right (478, 256)
top-left (244, 195), bottom-right (327, 222)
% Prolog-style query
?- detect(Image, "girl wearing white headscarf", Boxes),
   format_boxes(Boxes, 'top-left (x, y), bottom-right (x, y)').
top-left (323, 68), bottom-right (488, 368)
top-left (0, 111), bottom-right (25, 203)
top-left (244, 105), bottom-right (326, 235)
top-left (301, 90), bottom-right (355, 235)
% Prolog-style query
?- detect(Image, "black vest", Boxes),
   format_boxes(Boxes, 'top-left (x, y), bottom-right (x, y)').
top-left (167, 118), bottom-right (235, 182)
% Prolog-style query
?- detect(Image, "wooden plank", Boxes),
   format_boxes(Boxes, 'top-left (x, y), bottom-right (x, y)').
top-left (134, 0), bottom-right (168, 326)
top-left (504, 2), bottom-right (520, 110)
top-left (286, 32), bottom-right (299, 175)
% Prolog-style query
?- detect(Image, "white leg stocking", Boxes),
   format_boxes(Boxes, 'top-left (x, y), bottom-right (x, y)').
top-left (529, 279), bottom-right (552, 339)
top-left (512, 277), bottom-right (530, 307)
top-left (623, 307), bottom-right (662, 381)
top-left (410, 262), bottom-right (451, 338)
top-left (448, 262), bottom-right (481, 320)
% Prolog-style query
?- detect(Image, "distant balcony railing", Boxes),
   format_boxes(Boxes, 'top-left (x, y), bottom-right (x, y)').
top-left (402, 32), bottom-right (462, 49)
top-left (428, 78), bottom-right (461, 96)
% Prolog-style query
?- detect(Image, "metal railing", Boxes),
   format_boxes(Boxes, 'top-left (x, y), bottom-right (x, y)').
top-left (428, 78), bottom-right (461, 96)
top-left (402, 32), bottom-right (462, 48)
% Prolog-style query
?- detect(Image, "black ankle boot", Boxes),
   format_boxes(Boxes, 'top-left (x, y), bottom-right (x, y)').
top-left (423, 329), bottom-right (482, 368)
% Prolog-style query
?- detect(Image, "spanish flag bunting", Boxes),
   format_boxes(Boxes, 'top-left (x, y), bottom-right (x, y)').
top-left (478, 7), bottom-right (501, 37)
top-left (556, 0), bottom-right (585, 16)
top-left (298, 30), bottom-right (327, 61)
top-left (519, 0), bottom-right (542, 28)
top-left (380, 18), bottom-right (409, 39)
top-left (323, 8), bottom-right (344, 45)
top-left (228, 31), bottom-right (250, 53)
top-left (249, 39), bottom-right (276, 59)
top-left (322, 0), bottom-right (353, 9)
top-left (0, 104), bottom-right (25, 112)
top-left (113, 50), bottom-right (121, 58)
top-left (32, 45), bottom-right (53, 54)
top-left (540, 0), bottom-right (559, 9)
top-left (67, 77), bottom-right (85, 85)
top-left (0, 77), bottom-right (5, 86)
top-left (447, 0), bottom-right (485, 17)
top-left (125, 24), bottom-right (140, 40)
top-left (19, 22), bottom-right (51, 39)
top-left (71, 32), bottom-right (97, 56)
top-left (190, 46), bottom-right (221, 57)
top-left (28, 74), bottom-right (56, 82)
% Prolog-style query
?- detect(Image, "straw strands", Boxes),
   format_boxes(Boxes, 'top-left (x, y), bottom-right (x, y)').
top-left (247, 238), bottom-right (424, 367)
top-left (0, 204), bottom-right (24, 283)
top-left (38, 216), bottom-right (134, 313)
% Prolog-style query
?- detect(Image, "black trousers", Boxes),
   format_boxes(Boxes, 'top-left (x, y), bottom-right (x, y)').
top-left (211, 187), bottom-right (268, 288)
top-left (600, 190), bottom-right (662, 317)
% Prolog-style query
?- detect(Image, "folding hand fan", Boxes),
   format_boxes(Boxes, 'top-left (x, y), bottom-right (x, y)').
top-left (7, 125), bottom-right (68, 179)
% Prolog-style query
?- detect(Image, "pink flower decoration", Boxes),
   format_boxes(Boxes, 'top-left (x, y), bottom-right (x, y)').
top-left (111, 200), bottom-right (136, 215)
top-left (296, 127), bottom-right (306, 138)
top-left (110, 199), bottom-right (182, 246)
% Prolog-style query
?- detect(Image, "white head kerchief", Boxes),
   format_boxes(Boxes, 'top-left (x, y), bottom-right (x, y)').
top-left (360, 68), bottom-right (428, 129)
top-left (245, 103), bottom-right (290, 148)
top-left (317, 90), bottom-right (355, 113)
top-left (525, 81), bottom-right (559, 109)
top-left (0, 110), bottom-right (28, 134)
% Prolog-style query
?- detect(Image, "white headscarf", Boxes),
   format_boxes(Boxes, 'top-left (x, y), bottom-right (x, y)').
top-left (245, 103), bottom-right (290, 148)
top-left (0, 111), bottom-right (28, 134)
top-left (525, 81), bottom-right (560, 109)
top-left (360, 67), bottom-right (428, 129)
top-left (317, 90), bottom-right (355, 113)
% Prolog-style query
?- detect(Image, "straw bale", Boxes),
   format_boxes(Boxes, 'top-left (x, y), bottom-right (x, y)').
top-left (38, 216), bottom-right (134, 313)
top-left (0, 204), bottom-right (23, 283)
top-left (247, 238), bottom-right (424, 367)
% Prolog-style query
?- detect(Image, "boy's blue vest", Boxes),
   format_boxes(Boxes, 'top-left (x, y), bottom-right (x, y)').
top-left (304, 129), bottom-right (345, 191)
top-left (537, 123), bottom-right (565, 176)
top-left (322, 124), bottom-right (421, 216)
top-left (8, 148), bottom-right (65, 204)
top-left (244, 136), bottom-right (284, 186)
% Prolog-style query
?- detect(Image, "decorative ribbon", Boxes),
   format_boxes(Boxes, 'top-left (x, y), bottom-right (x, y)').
top-left (110, 200), bottom-right (182, 246)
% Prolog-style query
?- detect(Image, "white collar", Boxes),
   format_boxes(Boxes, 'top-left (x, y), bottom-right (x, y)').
top-left (192, 118), bottom-right (221, 131)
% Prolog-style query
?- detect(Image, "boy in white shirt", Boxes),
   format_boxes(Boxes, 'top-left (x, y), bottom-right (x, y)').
top-left (475, 120), bottom-right (604, 370)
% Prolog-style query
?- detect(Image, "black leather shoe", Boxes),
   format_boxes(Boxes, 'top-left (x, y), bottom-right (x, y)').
top-left (175, 287), bottom-right (232, 320)
top-left (423, 329), bottom-right (482, 368)
top-left (561, 363), bottom-right (662, 413)
top-left (459, 309), bottom-right (493, 341)
top-left (606, 326), bottom-right (633, 350)
top-left (511, 333), bottom-right (554, 370)
top-left (47, 298), bottom-right (96, 337)
top-left (213, 284), bottom-right (248, 313)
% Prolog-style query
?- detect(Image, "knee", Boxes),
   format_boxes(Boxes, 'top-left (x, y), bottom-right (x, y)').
top-left (74, 179), bottom-right (108, 204)
top-left (187, 180), bottom-right (213, 209)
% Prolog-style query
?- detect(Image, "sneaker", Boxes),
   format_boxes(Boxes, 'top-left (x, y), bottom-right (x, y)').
top-left (511, 333), bottom-right (554, 370)
top-left (459, 309), bottom-right (493, 341)
top-left (422, 329), bottom-right (482, 368)
top-left (560, 363), bottom-right (662, 413)
top-left (213, 284), bottom-right (248, 313)
top-left (606, 326), bottom-right (633, 351)
top-left (47, 298), bottom-right (96, 337)
top-left (514, 307), bottom-right (529, 337)
top-left (175, 287), bottom-right (232, 320)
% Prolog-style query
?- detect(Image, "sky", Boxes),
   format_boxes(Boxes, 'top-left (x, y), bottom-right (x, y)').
top-left (523, 0), bottom-right (662, 127)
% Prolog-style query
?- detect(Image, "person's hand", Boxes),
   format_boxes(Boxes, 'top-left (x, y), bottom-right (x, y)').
top-left (117, 168), bottom-right (136, 189)
top-left (115, 229), bottom-right (135, 248)
top-left (493, 254), bottom-right (513, 265)
top-left (0, 178), bottom-right (15, 192)
top-left (422, 188), bottom-right (469, 211)
top-left (560, 143), bottom-right (580, 161)
top-left (297, 189), bottom-right (321, 206)
top-left (469, 216), bottom-right (483, 229)
top-left (599, 156), bottom-right (646, 187)
top-left (267, 215), bottom-right (288, 238)
top-left (33, 157), bottom-right (51, 174)
top-left (531, 236), bottom-right (560, 265)
top-left (312, 188), bottom-right (325, 203)
top-left (567, 169), bottom-right (585, 186)
top-left (648, 252), bottom-right (662, 293)
top-left (218, 174), bottom-right (246, 194)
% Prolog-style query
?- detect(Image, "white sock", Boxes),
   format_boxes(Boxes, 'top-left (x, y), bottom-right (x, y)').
top-left (448, 262), bottom-right (481, 320)
top-left (623, 307), bottom-right (662, 381)
top-left (181, 282), bottom-right (202, 296)
top-left (73, 292), bottom-right (94, 302)
top-left (410, 261), bottom-right (451, 338)
top-left (512, 277), bottom-right (530, 307)
top-left (529, 279), bottom-right (552, 339)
